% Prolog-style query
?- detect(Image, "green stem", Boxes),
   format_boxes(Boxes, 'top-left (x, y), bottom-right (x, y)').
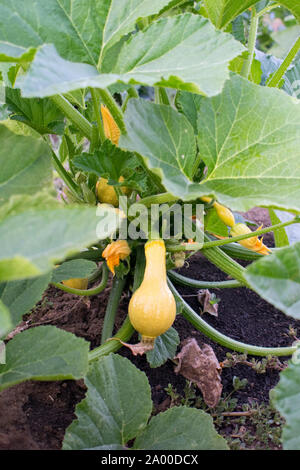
top-left (66, 248), bottom-right (104, 262)
top-left (50, 149), bottom-right (82, 198)
top-left (122, 87), bottom-right (139, 112)
top-left (168, 270), bottom-right (243, 288)
top-left (101, 276), bottom-right (127, 344)
top-left (155, 87), bottom-right (170, 105)
top-left (256, 3), bottom-right (280, 18)
top-left (203, 218), bottom-right (299, 249)
top-left (138, 192), bottom-right (179, 207)
top-left (98, 88), bottom-right (126, 134)
top-left (51, 95), bottom-right (93, 141)
top-left (202, 241), bottom-right (248, 286)
top-left (52, 264), bottom-right (109, 296)
top-left (88, 316), bottom-right (134, 361)
top-left (167, 218), bottom-right (299, 253)
top-left (90, 88), bottom-right (106, 143)
top-left (155, 0), bottom-right (187, 19)
top-left (241, 6), bottom-right (259, 79)
top-left (88, 244), bottom-right (146, 362)
top-left (169, 280), bottom-right (298, 357)
top-left (219, 242), bottom-right (264, 260)
top-left (267, 36), bottom-right (300, 88)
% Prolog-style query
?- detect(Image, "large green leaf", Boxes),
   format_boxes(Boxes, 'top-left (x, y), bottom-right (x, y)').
top-left (0, 273), bottom-right (52, 330)
top-left (204, 1), bottom-right (300, 30)
top-left (0, 0), bottom-right (172, 65)
top-left (271, 352), bottom-right (300, 450)
top-left (0, 124), bottom-right (52, 202)
top-left (0, 299), bottom-right (12, 339)
top-left (120, 98), bottom-right (199, 193)
top-left (17, 14), bottom-right (244, 98)
top-left (133, 406), bottom-right (229, 450)
top-left (120, 77), bottom-right (300, 213)
top-left (244, 241), bottom-right (300, 319)
top-left (197, 74), bottom-right (300, 212)
top-left (0, 325), bottom-right (89, 391)
top-left (63, 354), bottom-right (152, 450)
top-left (51, 259), bottom-right (97, 283)
top-left (0, 204), bottom-right (120, 281)
top-left (5, 88), bottom-right (65, 135)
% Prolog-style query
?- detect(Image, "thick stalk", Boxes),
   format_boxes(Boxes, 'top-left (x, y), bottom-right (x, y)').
top-left (168, 270), bottom-right (243, 288)
top-left (122, 87), bottom-right (139, 112)
top-left (267, 36), bottom-right (300, 88)
top-left (51, 95), bottom-right (93, 141)
top-left (88, 316), bottom-right (134, 361)
top-left (241, 7), bottom-right (259, 79)
top-left (90, 88), bottom-right (106, 143)
top-left (155, 87), bottom-right (170, 105)
top-left (88, 245), bottom-right (146, 361)
top-left (50, 149), bottom-right (82, 198)
top-left (98, 88), bottom-right (126, 134)
top-left (169, 280), bottom-right (298, 357)
top-left (52, 264), bottom-right (109, 296)
top-left (167, 218), bottom-right (299, 253)
top-left (138, 192), bottom-right (179, 207)
top-left (101, 276), bottom-right (126, 344)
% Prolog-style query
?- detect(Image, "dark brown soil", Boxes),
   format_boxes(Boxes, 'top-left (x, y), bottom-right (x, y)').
top-left (0, 209), bottom-right (297, 450)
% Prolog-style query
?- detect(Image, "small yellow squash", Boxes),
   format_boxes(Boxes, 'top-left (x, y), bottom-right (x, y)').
top-left (128, 240), bottom-right (176, 343)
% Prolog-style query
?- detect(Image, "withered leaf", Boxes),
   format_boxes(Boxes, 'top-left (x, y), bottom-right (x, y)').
top-left (197, 289), bottom-right (219, 317)
top-left (118, 339), bottom-right (155, 356)
top-left (174, 338), bottom-right (222, 408)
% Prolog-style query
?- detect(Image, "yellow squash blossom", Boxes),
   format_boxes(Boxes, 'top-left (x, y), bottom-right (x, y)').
top-left (102, 240), bottom-right (131, 275)
top-left (100, 105), bottom-right (120, 145)
top-left (230, 223), bottom-right (271, 255)
top-left (201, 197), bottom-right (235, 227)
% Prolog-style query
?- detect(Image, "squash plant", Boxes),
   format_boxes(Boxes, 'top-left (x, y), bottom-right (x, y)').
top-left (1, 0), bottom-right (300, 450)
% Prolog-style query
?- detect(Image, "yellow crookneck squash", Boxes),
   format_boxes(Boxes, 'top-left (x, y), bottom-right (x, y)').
top-left (128, 240), bottom-right (176, 347)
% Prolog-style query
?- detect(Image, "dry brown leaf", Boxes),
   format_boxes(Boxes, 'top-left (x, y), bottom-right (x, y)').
top-left (174, 338), bottom-right (222, 408)
top-left (197, 289), bottom-right (219, 317)
top-left (118, 339), bottom-right (155, 356)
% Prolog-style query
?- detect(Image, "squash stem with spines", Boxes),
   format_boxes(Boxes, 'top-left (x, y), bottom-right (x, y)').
top-left (166, 218), bottom-right (299, 252)
top-left (49, 148), bottom-right (82, 200)
top-left (168, 270), bottom-right (243, 289)
top-left (98, 88), bottom-right (126, 134)
top-left (88, 246), bottom-right (145, 361)
top-left (241, 6), bottom-right (259, 79)
top-left (90, 88), bottom-right (106, 143)
top-left (267, 35), bottom-right (300, 88)
top-left (122, 87), bottom-right (139, 112)
top-left (138, 192), bottom-right (179, 207)
top-left (256, 3), bottom-right (280, 18)
top-left (155, 87), bottom-right (170, 106)
top-left (52, 263), bottom-right (109, 296)
top-left (51, 94), bottom-right (94, 141)
top-left (101, 276), bottom-right (127, 344)
top-left (169, 280), bottom-right (298, 357)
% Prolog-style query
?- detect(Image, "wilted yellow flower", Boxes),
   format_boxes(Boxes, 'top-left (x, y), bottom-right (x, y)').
top-left (102, 240), bottom-right (131, 275)
top-left (230, 223), bottom-right (271, 255)
top-left (201, 197), bottom-right (235, 227)
top-left (100, 105), bottom-right (120, 145)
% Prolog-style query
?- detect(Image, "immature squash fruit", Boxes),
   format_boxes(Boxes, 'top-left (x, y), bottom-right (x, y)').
top-left (96, 105), bottom-right (130, 206)
top-left (128, 240), bottom-right (176, 345)
top-left (62, 278), bottom-right (88, 289)
top-left (96, 176), bottom-right (130, 207)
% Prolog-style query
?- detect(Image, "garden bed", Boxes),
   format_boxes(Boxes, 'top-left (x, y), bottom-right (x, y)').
top-left (0, 210), bottom-right (297, 450)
